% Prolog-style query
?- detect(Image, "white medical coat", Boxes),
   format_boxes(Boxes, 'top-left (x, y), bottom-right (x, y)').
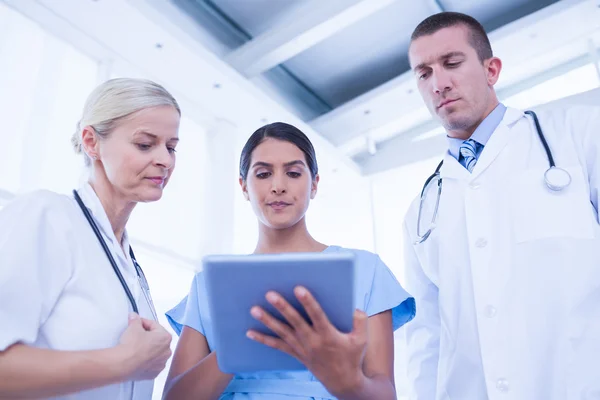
top-left (403, 106), bottom-right (600, 400)
top-left (0, 183), bottom-right (157, 400)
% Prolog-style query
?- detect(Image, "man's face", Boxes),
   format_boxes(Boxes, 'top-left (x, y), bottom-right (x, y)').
top-left (409, 25), bottom-right (501, 137)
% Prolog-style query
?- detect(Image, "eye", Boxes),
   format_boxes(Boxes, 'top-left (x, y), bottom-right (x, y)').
top-left (167, 147), bottom-right (177, 154)
top-left (419, 71), bottom-right (430, 80)
top-left (287, 172), bottom-right (301, 178)
top-left (446, 61), bottom-right (461, 68)
top-left (136, 143), bottom-right (152, 151)
top-left (256, 172), bottom-right (271, 179)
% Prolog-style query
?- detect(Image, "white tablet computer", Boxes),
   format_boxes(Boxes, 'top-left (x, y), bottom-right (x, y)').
top-left (203, 251), bottom-right (356, 373)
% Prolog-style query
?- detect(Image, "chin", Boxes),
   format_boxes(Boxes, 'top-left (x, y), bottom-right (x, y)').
top-left (266, 220), bottom-right (295, 230)
top-left (264, 215), bottom-right (302, 230)
top-left (443, 113), bottom-right (473, 132)
top-left (137, 188), bottom-right (164, 203)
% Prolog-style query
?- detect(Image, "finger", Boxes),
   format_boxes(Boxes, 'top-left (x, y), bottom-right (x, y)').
top-left (351, 309), bottom-right (369, 343)
top-left (246, 329), bottom-right (298, 358)
top-left (294, 286), bottom-right (333, 332)
top-left (250, 306), bottom-right (305, 353)
top-left (265, 291), bottom-right (313, 337)
top-left (128, 312), bottom-right (141, 326)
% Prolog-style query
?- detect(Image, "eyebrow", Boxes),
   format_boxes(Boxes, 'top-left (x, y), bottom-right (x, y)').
top-left (251, 160), bottom-right (307, 169)
top-left (413, 51), bottom-right (467, 72)
top-left (134, 130), bottom-right (179, 142)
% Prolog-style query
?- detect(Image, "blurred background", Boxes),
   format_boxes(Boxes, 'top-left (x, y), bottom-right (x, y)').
top-left (1, 0), bottom-right (599, 398)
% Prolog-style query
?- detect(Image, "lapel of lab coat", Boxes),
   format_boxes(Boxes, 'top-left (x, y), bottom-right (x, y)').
top-left (440, 151), bottom-right (469, 180)
top-left (469, 107), bottom-right (525, 181)
top-left (439, 108), bottom-right (525, 181)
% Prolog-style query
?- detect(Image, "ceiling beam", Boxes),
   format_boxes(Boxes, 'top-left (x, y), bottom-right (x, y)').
top-left (225, 0), bottom-right (397, 78)
top-left (428, 0), bottom-right (445, 13)
top-left (355, 119), bottom-right (443, 175)
top-left (310, 70), bottom-right (421, 147)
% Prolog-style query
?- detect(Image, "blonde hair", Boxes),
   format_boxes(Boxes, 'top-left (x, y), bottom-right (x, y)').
top-left (71, 78), bottom-right (181, 166)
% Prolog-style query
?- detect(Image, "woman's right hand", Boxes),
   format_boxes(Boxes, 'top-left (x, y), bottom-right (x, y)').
top-left (118, 313), bottom-right (173, 381)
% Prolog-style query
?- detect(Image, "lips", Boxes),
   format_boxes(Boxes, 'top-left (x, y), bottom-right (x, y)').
top-left (268, 201), bottom-right (291, 210)
top-left (437, 98), bottom-right (459, 109)
top-left (147, 177), bottom-right (165, 185)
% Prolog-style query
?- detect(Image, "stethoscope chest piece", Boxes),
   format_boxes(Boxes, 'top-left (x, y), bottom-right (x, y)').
top-left (544, 166), bottom-right (571, 192)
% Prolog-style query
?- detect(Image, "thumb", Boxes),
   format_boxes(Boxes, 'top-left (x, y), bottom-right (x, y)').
top-left (352, 309), bottom-right (368, 340)
top-left (141, 317), bottom-right (159, 332)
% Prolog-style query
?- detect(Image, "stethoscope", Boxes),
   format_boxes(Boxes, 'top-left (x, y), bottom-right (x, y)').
top-left (73, 190), bottom-right (157, 320)
top-left (415, 110), bottom-right (572, 244)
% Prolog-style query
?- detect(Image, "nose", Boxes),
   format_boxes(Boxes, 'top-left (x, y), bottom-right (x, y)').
top-left (431, 69), bottom-right (453, 94)
top-left (154, 147), bottom-right (174, 170)
top-left (270, 174), bottom-right (287, 194)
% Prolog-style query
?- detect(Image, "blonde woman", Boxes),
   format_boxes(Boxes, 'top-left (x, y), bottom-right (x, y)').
top-left (0, 78), bottom-right (181, 399)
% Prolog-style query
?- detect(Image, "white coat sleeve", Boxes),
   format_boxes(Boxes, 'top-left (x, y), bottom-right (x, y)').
top-left (403, 220), bottom-right (440, 400)
top-left (0, 191), bottom-right (73, 351)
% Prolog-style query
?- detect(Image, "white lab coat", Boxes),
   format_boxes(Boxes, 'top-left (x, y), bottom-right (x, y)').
top-left (403, 106), bottom-right (600, 400)
top-left (0, 183), bottom-right (157, 400)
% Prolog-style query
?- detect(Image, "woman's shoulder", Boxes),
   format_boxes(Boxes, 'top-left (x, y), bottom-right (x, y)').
top-left (0, 190), bottom-right (81, 268)
top-left (325, 245), bottom-right (383, 267)
top-left (2, 189), bottom-right (76, 221)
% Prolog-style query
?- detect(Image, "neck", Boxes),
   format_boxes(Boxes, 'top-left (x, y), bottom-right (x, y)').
top-left (254, 217), bottom-right (327, 254)
top-left (88, 174), bottom-right (136, 248)
top-left (447, 98), bottom-right (500, 140)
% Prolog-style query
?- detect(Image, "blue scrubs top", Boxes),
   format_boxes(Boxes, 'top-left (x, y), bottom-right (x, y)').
top-left (166, 246), bottom-right (415, 399)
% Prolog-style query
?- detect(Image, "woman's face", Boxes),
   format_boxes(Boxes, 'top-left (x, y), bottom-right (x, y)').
top-left (89, 105), bottom-right (180, 203)
top-left (241, 138), bottom-right (319, 230)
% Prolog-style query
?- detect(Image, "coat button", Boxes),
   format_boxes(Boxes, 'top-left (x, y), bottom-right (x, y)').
top-left (484, 305), bottom-right (497, 318)
top-left (496, 378), bottom-right (510, 392)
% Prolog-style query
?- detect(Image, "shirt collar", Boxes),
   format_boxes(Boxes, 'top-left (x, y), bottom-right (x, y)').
top-left (447, 103), bottom-right (507, 160)
top-left (76, 183), bottom-right (130, 252)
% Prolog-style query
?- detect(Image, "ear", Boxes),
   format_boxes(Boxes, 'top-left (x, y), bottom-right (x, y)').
top-left (310, 174), bottom-right (320, 200)
top-left (239, 177), bottom-right (249, 201)
top-left (485, 57), bottom-right (502, 86)
top-left (81, 126), bottom-right (100, 160)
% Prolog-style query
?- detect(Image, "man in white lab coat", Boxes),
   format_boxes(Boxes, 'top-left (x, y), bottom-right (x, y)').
top-left (403, 11), bottom-right (600, 400)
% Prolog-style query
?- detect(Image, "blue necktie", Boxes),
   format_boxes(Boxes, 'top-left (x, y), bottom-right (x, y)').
top-left (459, 139), bottom-right (481, 173)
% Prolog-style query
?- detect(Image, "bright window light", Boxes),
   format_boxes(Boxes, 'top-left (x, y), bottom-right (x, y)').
top-left (502, 63), bottom-right (600, 109)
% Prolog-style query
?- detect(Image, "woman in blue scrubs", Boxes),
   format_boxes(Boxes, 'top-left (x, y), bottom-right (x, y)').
top-left (162, 122), bottom-right (415, 400)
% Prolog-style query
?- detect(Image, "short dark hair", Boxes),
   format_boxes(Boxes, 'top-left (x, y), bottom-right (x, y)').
top-left (239, 122), bottom-right (318, 181)
top-left (411, 12), bottom-right (493, 63)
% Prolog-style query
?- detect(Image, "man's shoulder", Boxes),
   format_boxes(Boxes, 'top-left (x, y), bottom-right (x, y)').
top-left (527, 104), bottom-right (600, 126)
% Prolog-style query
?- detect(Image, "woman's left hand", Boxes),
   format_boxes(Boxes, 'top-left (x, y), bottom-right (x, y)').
top-left (246, 286), bottom-right (368, 397)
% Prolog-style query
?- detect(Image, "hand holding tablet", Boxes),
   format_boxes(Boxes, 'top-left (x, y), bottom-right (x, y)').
top-left (246, 285), bottom-right (370, 396)
top-left (203, 252), bottom-right (356, 373)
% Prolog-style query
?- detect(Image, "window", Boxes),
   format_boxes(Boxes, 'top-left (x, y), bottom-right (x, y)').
top-left (503, 63), bottom-right (600, 109)
top-left (0, 3), bottom-right (98, 196)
